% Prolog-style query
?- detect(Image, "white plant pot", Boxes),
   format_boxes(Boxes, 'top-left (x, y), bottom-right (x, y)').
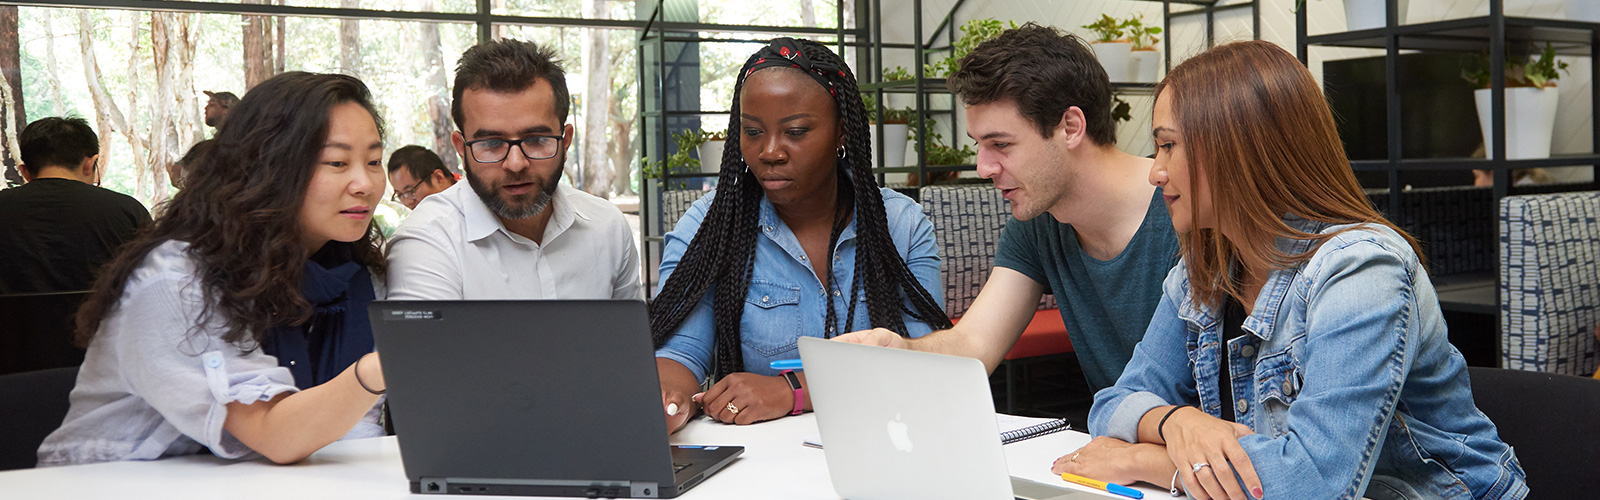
top-left (1474, 86), bottom-right (1560, 160)
top-left (1571, 0), bottom-right (1600, 23)
top-left (697, 139), bottom-right (725, 174)
top-left (1129, 50), bottom-right (1161, 83)
top-left (868, 123), bottom-right (910, 168)
top-left (1091, 42), bottom-right (1132, 82)
top-left (1344, 0), bottom-right (1407, 31)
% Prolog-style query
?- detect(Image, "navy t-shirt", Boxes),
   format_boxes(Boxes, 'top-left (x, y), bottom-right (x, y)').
top-left (993, 188), bottom-right (1180, 392)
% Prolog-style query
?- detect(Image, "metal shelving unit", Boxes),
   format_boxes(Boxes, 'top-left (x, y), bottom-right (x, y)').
top-left (1295, 2), bottom-right (1600, 209)
top-left (861, 0), bottom-right (1258, 187)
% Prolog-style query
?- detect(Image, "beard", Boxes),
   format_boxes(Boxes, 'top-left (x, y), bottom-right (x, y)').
top-left (466, 151), bottom-right (564, 221)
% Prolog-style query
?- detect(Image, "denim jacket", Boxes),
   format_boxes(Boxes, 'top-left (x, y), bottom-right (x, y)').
top-left (1090, 220), bottom-right (1527, 500)
top-left (655, 187), bottom-right (942, 381)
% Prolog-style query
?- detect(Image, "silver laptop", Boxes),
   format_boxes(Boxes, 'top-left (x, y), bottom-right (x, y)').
top-left (798, 337), bottom-right (1092, 500)
top-left (370, 300), bottom-right (742, 498)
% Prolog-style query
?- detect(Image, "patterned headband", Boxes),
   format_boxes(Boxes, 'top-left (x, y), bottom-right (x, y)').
top-left (739, 37), bottom-right (844, 99)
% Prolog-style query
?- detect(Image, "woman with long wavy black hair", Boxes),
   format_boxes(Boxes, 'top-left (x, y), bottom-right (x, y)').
top-left (652, 38), bottom-right (952, 431)
top-left (39, 72), bottom-right (392, 466)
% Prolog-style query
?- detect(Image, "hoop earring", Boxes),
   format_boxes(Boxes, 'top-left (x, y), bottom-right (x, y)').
top-left (836, 145), bottom-right (847, 160)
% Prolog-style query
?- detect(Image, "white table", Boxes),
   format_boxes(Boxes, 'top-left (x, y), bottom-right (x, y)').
top-left (0, 414), bottom-right (1164, 499)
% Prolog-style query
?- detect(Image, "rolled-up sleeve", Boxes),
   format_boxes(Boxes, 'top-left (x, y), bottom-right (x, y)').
top-left (114, 271), bottom-right (299, 460)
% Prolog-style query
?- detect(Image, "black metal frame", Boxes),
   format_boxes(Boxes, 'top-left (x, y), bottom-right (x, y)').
top-left (634, 0), bottom-right (864, 293)
top-left (1294, 1), bottom-right (1600, 213)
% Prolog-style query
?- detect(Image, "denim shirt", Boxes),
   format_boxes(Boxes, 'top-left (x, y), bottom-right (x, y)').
top-left (655, 187), bottom-right (943, 381)
top-left (1090, 220), bottom-right (1527, 500)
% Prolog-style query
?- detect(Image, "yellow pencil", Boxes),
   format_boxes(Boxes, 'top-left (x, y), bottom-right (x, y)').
top-left (1060, 472), bottom-right (1144, 499)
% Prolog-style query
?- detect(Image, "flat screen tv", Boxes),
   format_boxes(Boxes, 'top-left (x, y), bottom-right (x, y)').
top-left (1322, 52), bottom-right (1483, 188)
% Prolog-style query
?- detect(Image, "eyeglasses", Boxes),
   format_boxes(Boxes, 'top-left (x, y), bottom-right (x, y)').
top-left (391, 180), bottom-right (424, 203)
top-left (462, 135), bottom-right (564, 164)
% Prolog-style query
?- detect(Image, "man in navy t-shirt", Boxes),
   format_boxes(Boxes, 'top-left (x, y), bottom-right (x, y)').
top-left (838, 24), bottom-right (1179, 394)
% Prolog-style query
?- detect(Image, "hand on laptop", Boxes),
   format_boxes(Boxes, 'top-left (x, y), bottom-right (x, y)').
top-left (693, 373), bottom-right (792, 425)
top-left (1051, 436), bottom-right (1173, 489)
top-left (831, 327), bottom-right (911, 349)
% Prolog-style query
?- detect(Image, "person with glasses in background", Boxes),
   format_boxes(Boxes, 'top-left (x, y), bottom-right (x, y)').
top-left (386, 39), bottom-right (641, 301)
top-left (386, 145), bottom-right (458, 210)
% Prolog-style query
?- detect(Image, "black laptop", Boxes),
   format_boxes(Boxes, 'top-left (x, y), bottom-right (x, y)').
top-left (369, 300), bottom-right (743, 498)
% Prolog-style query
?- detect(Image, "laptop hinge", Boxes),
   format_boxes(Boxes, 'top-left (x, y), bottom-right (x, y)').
top-left (415, 477), bottom-right (659, 498)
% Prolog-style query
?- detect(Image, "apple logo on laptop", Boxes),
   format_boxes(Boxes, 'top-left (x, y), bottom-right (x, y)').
top-left (886, 413), bottom-right (913, 453)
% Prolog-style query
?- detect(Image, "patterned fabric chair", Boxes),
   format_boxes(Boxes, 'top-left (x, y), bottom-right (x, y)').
top-left (1498, 191), bottom-right (1600, 375)
top-left (659, 189), bottom-right (707, 234)
top-left (919, 185), bottom-right (1069, 413)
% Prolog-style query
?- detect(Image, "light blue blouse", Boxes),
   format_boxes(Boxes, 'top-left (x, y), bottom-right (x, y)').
top-left (36, 240), bottom-right (384, 466)
top-left (655, 187), bottom-right (944, 381)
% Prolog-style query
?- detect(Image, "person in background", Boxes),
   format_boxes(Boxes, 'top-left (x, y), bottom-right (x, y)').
top-left (651, 38), bottom-right (951, 431)
top-left (386, 145), bottom-right (457, 210)
top-left (204, 90), bottom-right (240, 131)
top-left (1062, 41), bottom-right (1526, 500)
top-left (386, 39), bottom-right (640, 301)
top-left (39, 72), bottom-right (391, 466)
top-left (0, 116), bottom-right (151, 295)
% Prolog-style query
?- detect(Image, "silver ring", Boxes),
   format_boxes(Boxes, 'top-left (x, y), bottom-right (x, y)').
top-left (1071, 452), bottom-right (1081, 462)
top-left (1191, 462), bottom-right (1210, 473)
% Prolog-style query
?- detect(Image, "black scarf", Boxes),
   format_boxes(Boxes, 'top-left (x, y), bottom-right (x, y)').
top-left (260, 242), bottom-right (377, 390)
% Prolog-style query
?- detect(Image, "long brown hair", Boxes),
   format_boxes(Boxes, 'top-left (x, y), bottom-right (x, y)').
top-left (76, 72), bottom-right (387, 348)
top-left (1158, 40), bottom-right (1422, 308)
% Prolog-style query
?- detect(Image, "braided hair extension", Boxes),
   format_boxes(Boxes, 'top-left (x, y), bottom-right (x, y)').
top-left (649, 38), bottom-right (953, 380)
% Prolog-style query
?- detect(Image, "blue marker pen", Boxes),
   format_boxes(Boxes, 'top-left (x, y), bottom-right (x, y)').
top-left (769, 359), bottom-right (803, 370)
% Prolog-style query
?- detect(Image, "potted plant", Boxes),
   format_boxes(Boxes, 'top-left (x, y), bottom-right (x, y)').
top-left (923, 18), bottom-right (1016, 78)
top-left (1083, 14), bottom-right (1131, 83)
top-left (643, 129), bottom-right (715, 190)
top-left (1462, 43), bottom-right (1568, 160)
top-left (863, 94), bottom-right (913, 169)
top-left (1125, 15), bottom-right (1162, 83)
top-left (694, 129), bottom-right (727, 176)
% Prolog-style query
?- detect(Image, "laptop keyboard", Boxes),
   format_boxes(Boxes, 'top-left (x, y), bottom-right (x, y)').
top-left (672, 462), bottom-right (692, 473)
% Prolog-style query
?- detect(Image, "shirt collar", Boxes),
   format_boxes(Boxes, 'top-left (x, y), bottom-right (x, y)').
top-left (462, 181), bottom-right (585, 244)
top-left (1174, 215), bottom-right (1330, 341)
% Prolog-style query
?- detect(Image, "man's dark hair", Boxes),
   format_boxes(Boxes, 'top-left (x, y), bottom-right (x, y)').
top-left (205, 91), bottom-right (241, 108)
top-left (387, 145), bottom-right (450, 184)
top-left (19, 116), bottom-right (99, 173)
top-left (451, 39), bottom-right (569, 131)
top-left (948, 23), bottom-right (1116, 145)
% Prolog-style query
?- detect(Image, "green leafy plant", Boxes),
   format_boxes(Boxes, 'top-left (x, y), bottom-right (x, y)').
top-left (642, 128), bottom-right (722, 182)
top-left (924, 18), bottom-right (1018, 78)
top-left (1461, 43), bottom-right (1569, 89)
top-left (1112, 96), bottom-right (1133, 123)
top-left (1125, 15), bottom-right (1162, 50)
top-left (1081, 14), bottom-right (1130, 43)
top-left (926, 144), bottom-right (976, 166)
top-left (862, 94), bottom-right (914, 124)
top-left (881, 66), bottom-right (913, 82)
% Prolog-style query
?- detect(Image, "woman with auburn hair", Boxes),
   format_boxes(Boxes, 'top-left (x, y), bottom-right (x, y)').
top-left (38, 72), bottom-right (391, 466)
top-left (1055, 41), bottom-right (1526, 500)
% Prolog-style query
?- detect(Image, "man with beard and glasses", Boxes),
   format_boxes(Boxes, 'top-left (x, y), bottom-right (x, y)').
top-left (386, 39), bottom-right (641, 301)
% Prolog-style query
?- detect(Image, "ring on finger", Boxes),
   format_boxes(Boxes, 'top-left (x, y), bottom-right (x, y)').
top-left (726, 402), bottom-right (741, 415)
top-left (1071, 452), bottom-right (1081, 462)
top-left (1191, 462), bottom-right (1210, 473)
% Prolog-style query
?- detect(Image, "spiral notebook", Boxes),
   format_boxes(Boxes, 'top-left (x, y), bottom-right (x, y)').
top-left (802, 414), bottom-right (1071, 448)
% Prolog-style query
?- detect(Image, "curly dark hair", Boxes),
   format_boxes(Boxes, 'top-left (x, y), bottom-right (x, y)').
top-left (648, 38), bottom-right (952, 379)
top-left (76, 72), bottom-right (388, 349)
top-left (947, 22), bottom-right (1116, 145)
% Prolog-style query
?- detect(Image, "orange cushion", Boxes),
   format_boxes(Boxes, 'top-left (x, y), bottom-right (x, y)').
top-left (951, 309), bottom-right (1074, 360)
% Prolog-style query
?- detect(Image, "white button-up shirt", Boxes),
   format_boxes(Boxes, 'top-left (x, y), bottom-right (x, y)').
top-left (386, 180), bottom-right (642, 300)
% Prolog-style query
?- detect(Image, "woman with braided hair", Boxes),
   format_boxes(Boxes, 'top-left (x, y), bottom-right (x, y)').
top-left (652, 38), bottom-right (952, 432)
